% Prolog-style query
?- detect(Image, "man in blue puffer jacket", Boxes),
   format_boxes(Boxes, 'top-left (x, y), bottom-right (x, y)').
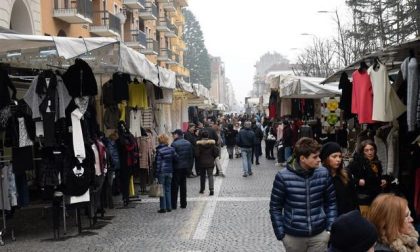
top-left (269, 137), bottom-right (337, 252)
top-left (171, 129), bottom-right (194, 209)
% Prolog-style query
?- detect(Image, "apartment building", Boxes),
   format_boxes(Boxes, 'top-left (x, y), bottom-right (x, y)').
top-left (0, 0), bottom-right (189, 77)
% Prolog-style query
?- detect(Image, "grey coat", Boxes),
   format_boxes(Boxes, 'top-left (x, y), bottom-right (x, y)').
top-left (24, 75), bottom-right (72, 121)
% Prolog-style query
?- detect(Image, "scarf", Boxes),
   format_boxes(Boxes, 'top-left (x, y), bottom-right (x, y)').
top-left (389, 227), bottom-right (420, 252)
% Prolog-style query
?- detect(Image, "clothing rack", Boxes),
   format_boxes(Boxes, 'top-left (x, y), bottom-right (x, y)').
top-left (0, 159), bottom-right (15, 246)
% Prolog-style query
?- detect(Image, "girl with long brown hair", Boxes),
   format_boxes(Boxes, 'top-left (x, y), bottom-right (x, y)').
top-left (321, 142), bottom-right (359, 216)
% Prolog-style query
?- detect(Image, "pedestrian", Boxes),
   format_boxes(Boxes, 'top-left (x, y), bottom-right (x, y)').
top-left (269, 137), bottom-right (337, 252)
top-left (328, 210), bottom-right (378, 252)
top-left (348, 139), bottom-right (387, 217)
top-left (195, 131), bottom-right (219, 196)
top-left (171, 129), bottom-right (194, 210)
top-left (233, 122), bottom-right (241, 158)
top-left (225, 124), bottom-right (238, 159)
top-left (184, 123), bottom-right (198, 177)
top-left (265, 122), bottom-right (276, 160)
top-left (236, 121), bottom-right (256, 177)
top-left (252, 120), bottom-right (263, 165)
top-left (320, 142), bottom-right (359, 216)
top-left (155, 134), bottom-right (178, 213)
top-left (213, 122), bottom-right (224, 177)
top-left (367, 194), bottom-right (420, 252)
top-left (282, 120), bottom-right (293, 162)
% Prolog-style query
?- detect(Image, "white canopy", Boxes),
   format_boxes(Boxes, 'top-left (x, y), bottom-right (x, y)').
top-left (280, 76), bottom-right (341, 98)
top-left (0, 33), bottom-right (175, 89)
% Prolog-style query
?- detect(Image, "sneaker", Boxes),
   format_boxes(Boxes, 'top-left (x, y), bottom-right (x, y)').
top-left (256, 161), bottom-right (260, 165)
top-left (209, 191), bottom-right (214, 196)
top-left (180, 206), bottom-right (187, 209)
top-left (243, 173), bottom-right (248, 177)
top-left (249, 171), bottom-right (253, 176)
top-left (157, 209), bottom-right (166, 213)
top-left (199, 190), bottom-right (204, 194)
top-left (275, 163), bottom-right (281, 167)
top-left (166, 209), bottom-right (172, 212)
top-left (214, 173), bottom-right (219, 176)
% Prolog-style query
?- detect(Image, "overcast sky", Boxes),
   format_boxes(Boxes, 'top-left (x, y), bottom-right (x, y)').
top-left (187, 0), bottom-right (347, 104)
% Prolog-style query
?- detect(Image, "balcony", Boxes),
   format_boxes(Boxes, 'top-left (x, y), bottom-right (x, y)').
top-left (123, 0), bottom-right (146, 9)
top-left (90, 11), bottom-right (121, 37)
top-left (174, 12), bottom-right (185, 25)
top-left (157, 48), bottom-right (171, 62)
top-left (165, 23), bottom-right (177, 38)
top-left (156, 16), bottom-right (170, 32)
top-left (163, 1), bottom-right (176, 12)
top-left (53, 0), bottom-right (92, 24)
top-left (139, 0), bottom-right (158, 20)
top-left (177, 0), bottom-right (188, 7)
top-left (171, 65), bottom-right (190, 77)
top-left (140, 38), bottom-right (159, 55)
top-left (125, 30), bottom-right (147, 49)
top-left (156, 0), bottom-right (169, 3)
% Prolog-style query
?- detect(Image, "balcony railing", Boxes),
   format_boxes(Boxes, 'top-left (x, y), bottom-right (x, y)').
top-left (90, 11), bottom-right (121, 36)
top-left (123, 0), bottom-right (146, 9)
top-left (157, 16), bottom-right (170, 32)
top-left (139, 0), bottom-right (158, 20)
top-left (53, 0), bottom-right (93, 23)
top-left (140, 38), bottom-right (159, 55)
top-left (127, 30), bottom-right (147, 48)
top-left (165, 23), bottom-right (177, 38)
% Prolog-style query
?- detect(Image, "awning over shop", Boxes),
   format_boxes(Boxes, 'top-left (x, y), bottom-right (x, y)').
top-left (322, 36), bottom-right (420, 84)
top-left (280, 76), bottom-right (340, 98)
top-left (177, 78), bottom-right (194, 93)
top-left (0, 32), bottom-right (175, 89)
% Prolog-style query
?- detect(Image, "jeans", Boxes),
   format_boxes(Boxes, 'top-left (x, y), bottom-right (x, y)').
top-left (241, 148), bottom-right (253, 174)
top-left (284, 147), bottom-right (293, 161)
top-left (158, 173), bottom-right (172, 210)
top-left (171, 170), bottom-right (187, 209)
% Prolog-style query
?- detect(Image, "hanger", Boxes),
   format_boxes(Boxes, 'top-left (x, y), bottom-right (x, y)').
top-left (133, 77), bottom-right (140, 84)
top-left (358, 61), bottom-right (368, 72)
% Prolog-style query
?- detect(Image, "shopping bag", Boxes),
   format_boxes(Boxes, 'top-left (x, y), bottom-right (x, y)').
top-left (149, 181), bottom-right (163, 197)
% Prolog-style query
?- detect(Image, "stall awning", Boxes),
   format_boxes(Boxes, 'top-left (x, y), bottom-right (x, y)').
top-left (177, 78), bottom-right (194, 93)
top-left (0, 33), bottom-right (176, 89)
top-left (322, 36), bottom-right (420, 84)
top-left (280, 76), bottom-right (340, 98)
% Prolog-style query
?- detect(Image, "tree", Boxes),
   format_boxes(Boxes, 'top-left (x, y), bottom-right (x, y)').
top-left (293, 38), bottom-right (338, 78)
top-left (183, 9), bottom-right (211, 88)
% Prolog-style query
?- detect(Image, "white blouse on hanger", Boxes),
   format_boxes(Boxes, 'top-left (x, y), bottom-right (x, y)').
top-left (368, 64), bottom-right (406, 122)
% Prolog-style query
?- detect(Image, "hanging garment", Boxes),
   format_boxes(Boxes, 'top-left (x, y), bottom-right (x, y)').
top-left (368, 64), bottom-right (406, 122)
top-left (138, 136), bottom-right (152, 169)
top-left (92, 144), bottom-right (101, 176)
top-left (0, 66), bottom-right (16, 110)
top-left (129, 109), bottom-right (143, 137)
top-left (338, 72), bottom-right (354, 119)
top-left (102, 80), bottom-right (116, 107)
top-left (401, 57), bottom-right (420, 131)
top-left (351, 70), bottom-right (374, 124)
top-left (128, 82), bottom-right (148, 108)
top-left (112, 72), bottom-right (130, 103)
top-left (118, 102), bottom-right (127, 122)
top-left (62, 58), bottom-right (98, 97)
top-left (374, 125), bottom-right (400, 177)
top-left (104, 105), bottom-right (120, 129)
top-left (23, 71), bottom-right (71, 121)
top-left (7, 164), bottom-right (17, 207)
top-left (12, 146), bottom-right (33, 175)
top-left (0, 165), bottom-right (11, 210)
top-left (71, 108), bottom-right (86, 162)
top-left (280, 99), bottom-right (292, 117)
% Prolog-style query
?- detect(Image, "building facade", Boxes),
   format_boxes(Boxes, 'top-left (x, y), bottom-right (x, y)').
top-left (209, 55), bottom-right (226, 105)
top-left (0, 0), bottom-right (189, 77)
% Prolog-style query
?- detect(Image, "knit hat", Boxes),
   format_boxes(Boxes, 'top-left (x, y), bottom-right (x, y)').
top-left (329, 210), bottom-right (378, 252)
top-left (320, 142), bottom-right (342, 161)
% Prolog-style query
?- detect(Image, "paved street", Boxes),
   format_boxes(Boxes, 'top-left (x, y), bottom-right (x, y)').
top-left (3, 148), bottom-right (285, 252)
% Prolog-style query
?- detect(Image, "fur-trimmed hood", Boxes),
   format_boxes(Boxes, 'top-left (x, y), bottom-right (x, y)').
top-left (196, 139), bottom-right (216, 146)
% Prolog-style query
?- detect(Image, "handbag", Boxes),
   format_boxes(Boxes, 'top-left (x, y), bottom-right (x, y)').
top-left (149, 180), bottom-right (163, 197)
top-left (267, 133), bottom-right (276, 141)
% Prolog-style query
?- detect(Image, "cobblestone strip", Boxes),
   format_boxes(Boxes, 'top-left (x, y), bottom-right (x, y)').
top-left (192, 149), bottom-right (228, 240)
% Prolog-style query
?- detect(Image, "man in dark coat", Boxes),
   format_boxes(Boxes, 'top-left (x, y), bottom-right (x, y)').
top-left (269, 137), bottom-right (337, 252)
top-left (236, 121), bottom-right (256, 177)
top-left (171, 129), bottom-right (194, 209)
top-left (184, 123), bottom-right (198, 177)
